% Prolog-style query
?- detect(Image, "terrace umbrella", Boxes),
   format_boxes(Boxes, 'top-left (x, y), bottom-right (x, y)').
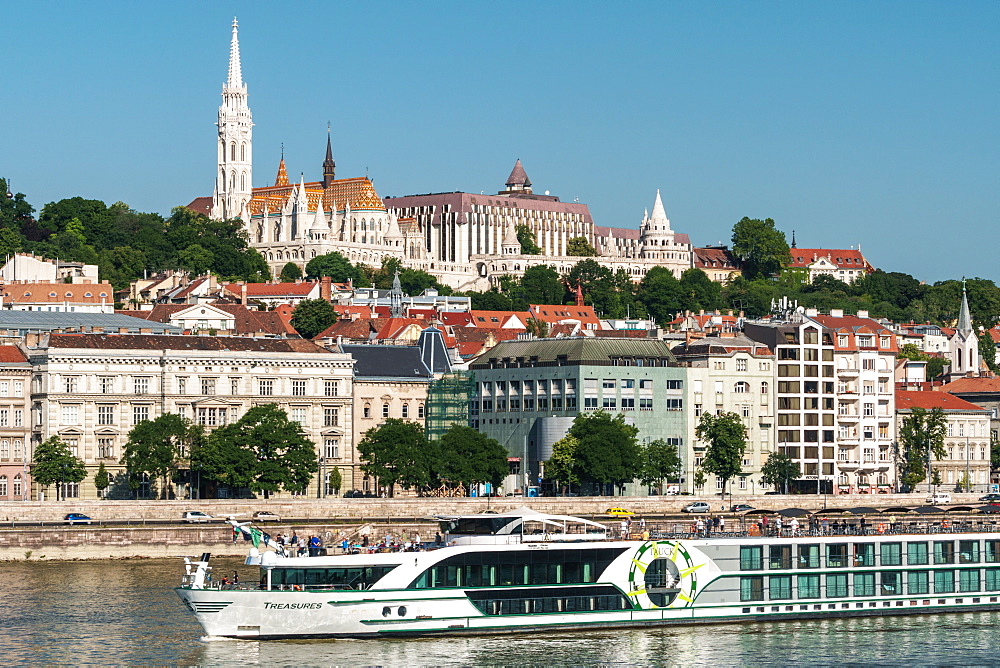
top-left (913, 505), bottom-right (943, 514)
top-left (846, 507), bottom-right (879, 515)
top-left (742, 509), bottom-right (773, 516)
top-left (945, 506), bottom-right (976, 513)
top-left (777, 508), bottom-right (812, 517)
top-left (976, 505), bottom-right (1000, 514)
top-left (812, 508), bottom-right (849, 515)
top-left (882, 506), bottom-right (913, 514)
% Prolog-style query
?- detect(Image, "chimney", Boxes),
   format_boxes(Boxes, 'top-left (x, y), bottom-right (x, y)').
top-left (857, 309), bottom-right (869, 319)
top-left (320, 276), bottom-right (332, 301)
top-left (830, 308), bottom-right (844, 318)
top-left (805, 308), bottom-right (818, 317)
top-left (119, 327), bottom-right (128, 334)
top-left (241, 283), bottom-right (248, 306)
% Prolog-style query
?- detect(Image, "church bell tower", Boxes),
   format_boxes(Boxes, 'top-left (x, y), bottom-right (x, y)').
top-left (211, 18), bottom-right (253, 220)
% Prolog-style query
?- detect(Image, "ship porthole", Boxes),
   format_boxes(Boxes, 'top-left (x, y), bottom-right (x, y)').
top-left (644, 558), bottom-right (681, 607)
top-left (382, 606), bottom-right (392, 617)
top-left (397, 606), bottom-right (407, 617)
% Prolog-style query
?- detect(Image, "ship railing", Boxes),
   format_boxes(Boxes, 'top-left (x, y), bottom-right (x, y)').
top-left (645, 520), bottom-right (1000, 540)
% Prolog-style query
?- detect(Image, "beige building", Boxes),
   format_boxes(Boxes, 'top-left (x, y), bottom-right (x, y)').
top-left (0, 346), bottom-right (32, 501)
top-left (25, 333), bottom-right (354, 500)
top-left (896, 390), bottom-right (992, 493)
top-left (672, 334), bottom-right (776, 495)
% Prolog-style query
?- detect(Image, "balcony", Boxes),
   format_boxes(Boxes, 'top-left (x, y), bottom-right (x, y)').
top-left (837, 460), bottom-right (860, 471)
top-left (839, 368), bottom-right (860, 377)
top-left (838, 413), bottom-right (860, 422)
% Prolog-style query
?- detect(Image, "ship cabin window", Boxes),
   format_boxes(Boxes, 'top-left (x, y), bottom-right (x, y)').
top-left (959, 569), bottom-right (980, 592)
top-left (740, 546), bottom-right (763, 570)
top-left (880, 571), bottom-right (900, 595)
top-left (267, 565), bottom-right (398, 591)
top-left (408, 547), bottom-right (629, 589)
top-left (934, 571), bottom-right (955, 594)
top-left (440, 516), bottom-right (521, 536)
top-left (827, 544), bottom-right (848, 568)
top-left (854, 543), bottom-right (875, 567)
top-left (907, 542), bottom-right (929, 566)
top-left (769, 545), bottom-right (792, 570)
top-left (907, 571), bottom-right (929, 595)
top-left (960, 540), bottom-right (980, 564)
top-left (466, 585), bottom-right (631, 616)
top-left (740, 576), bottom-right (764, 601)
top-left (934, 541), bottom-right (955, 565)
top-left (987, 569), bottom-right (1000, 591)
top-left (797, 574), bottom-right (820, 598)
top-left (798, 545), bottom-right (820, 568)
top-left (769, 575), bottom-right (792, 600)
top-left (881, 542), bottom-right (902, 566)
top-left (826, 573), bottom-right (848, 598)
top-left (987, 541), bottom-right (1000, 563)
top-left (854, 572), bottom-right (875, 597)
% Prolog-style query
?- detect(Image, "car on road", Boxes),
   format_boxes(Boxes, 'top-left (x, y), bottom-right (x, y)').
top-left (764, 491), bottom-right (783, 495)
top-left (980, 494), bottom-right (1000, 502)
top-left (252, 511), bottom-right (280, 522)
top-left (731, 504), bottom-right (755, 513)
top-left (682, 501), bottom-right (711, 514)
top-left (927, 492), bottom-right (952, 505)
top-left (182, 511), bottom-right (213, 523)
top-left (64, 513), bottom-right (93, 525)
top-left (605, 507), bottom-right (634, 517)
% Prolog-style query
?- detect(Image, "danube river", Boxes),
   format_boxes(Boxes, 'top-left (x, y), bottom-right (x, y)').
top-left (1, 557), bottom-right (998, 666)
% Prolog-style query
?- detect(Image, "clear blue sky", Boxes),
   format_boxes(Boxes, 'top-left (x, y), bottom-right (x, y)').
top-left (3, 1), bottom-right (997, 284)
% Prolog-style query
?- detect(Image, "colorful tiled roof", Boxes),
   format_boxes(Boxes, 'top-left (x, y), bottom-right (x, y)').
top-left (789, 248), bottom-right (873, 272)
top-left (895, 390), bottom-right (988, 412)
top-left (2, 283), bottom-right (114, 303)
top-left (247, 176), bottom-right (385, 216)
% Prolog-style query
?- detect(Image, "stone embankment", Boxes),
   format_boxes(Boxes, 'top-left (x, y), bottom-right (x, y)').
top-left (0, 493), bottom-right (983, 561)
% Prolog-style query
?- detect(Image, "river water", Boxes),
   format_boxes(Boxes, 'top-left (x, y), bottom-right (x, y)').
top-left (1, 557), bottom-right (998, 666)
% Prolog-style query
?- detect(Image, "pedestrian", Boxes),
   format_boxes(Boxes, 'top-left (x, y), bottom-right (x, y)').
top-left (705, 516), bottom-right (712, 537)
top-left (620, 519), bottom-right (628, 538)
top-left (232, 570), bottom-right (239, 585)
top-left (718, 515), bottom-right (726, 533)
top-left (362, 534), bottom-right (370, 548)
top-left (309, 535), bottom-right (320, 557)
top-left (291, 531), bottom-right (298, 546)
top-left (639, 516), bottom-right (646, 531)
top-left (297, 535), bottom-right (306, 557)
top-left (434, 532), bottom-right (442, 547)
top-left (341, 536), bottom-right (349, 553)
top-left (821, 517), bottom-right (829, 535)
top-left (696, 518), bottom-right (705, 537)
top-left (790, 517), bottom-right (799, 537)
top-left (775, 516), bottom-right (783, 536)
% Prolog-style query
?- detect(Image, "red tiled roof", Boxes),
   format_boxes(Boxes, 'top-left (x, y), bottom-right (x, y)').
top-left (941, 377), bottom-right (1000, 394)
top-left (185, 197), bottom-right (213, 216)
top-left (788, 248), bottom-right (873, 272)
top-left (2, 283), bottom-right (114, 303)
top-left (440, 312), bottom-right (475, 327)
top-left (222, 282), bottom-right (320, 298)
top-left (0, 346), bottom-right (29, 364)
top-left (693, 247), bottom-right (738, 269)
top-left (469, 310), bottom-right (526, 328)
top-left (528, 304), bottom-right (600, 326)
top-left (895, 390), bottom-right (988, 412)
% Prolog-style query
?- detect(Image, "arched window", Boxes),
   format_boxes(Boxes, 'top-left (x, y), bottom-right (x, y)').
top-left (734, 381), bottom-right (749, 394)
top-left (230, 171), bottom-right (237, 192)
top-left (760, 381), bottom-right (769, 394)
top-left (220, 171), bottom-right (226, 190)
top-left (12, 440), bottom-right (21, 458)
top-left (241, 142), bottom-right (246, 161)
top-left (363, 403), bottom-right (371, 418)
top-left (230, 142), bottom-right (237, 161)
top-left (0, 476), bottom-right (6, 497)
top-left (0, 440), bottom-right (8, 458)
top-left (12, 474), bottom-right (20, 497)
top-left (241, 172), bottom-right (246, 191)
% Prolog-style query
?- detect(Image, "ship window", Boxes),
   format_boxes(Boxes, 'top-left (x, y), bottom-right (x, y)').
top-left (959, 569), bottom-right (980, 592)
top-left (798, 544), bottom-right (820, 568)
top-left (854, 543), bottom-right (875, 567)
top-left (466, 585), bottom-right (630, 616)
top-left (644, 558), bottom-right (681, 607)
top-left (880, 571), bottom-right (899, 595)
top-left (960, 541), bottom-right (980, 564)
top-left (907, 542), bottom-right (929, 566)
top-left (934, 570), bottom-right (955, 594)
top-left (987, 541), bottom-right (1000, 563)
top-left (740, 576), bottom-right (764, 602)
top-left (826, 544), bottom-right (848, 568)
top-left (854, 572), bottom-right (875, 597)
top-left (797, 574), bottom-right (820, 598)
top-left (933, 541), bottom-right (955, 565)
top-left (740, 546), bottom-right (763, 570)
top-left (826, 573), bottom-right (848, 598)
top-left (880, 542), bottom-right (902, 566)
top-left (907, 571), bottom-right (929, 595)
top-left (987, 569), bottom-right (1000, 591)
top-left (268, 565), bottom-right (398, 590)
top-left (769, 545), bottom-right (792, 570)
top-left (769, 575), bottom-right (792, 600)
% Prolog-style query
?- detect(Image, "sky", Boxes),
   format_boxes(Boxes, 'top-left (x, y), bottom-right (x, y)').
top-left (2, 1), bottom-right (998, 284)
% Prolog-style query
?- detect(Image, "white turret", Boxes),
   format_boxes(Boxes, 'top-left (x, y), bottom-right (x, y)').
top-left (640, 189), bottom-right (675, 259)
top-left (211, 18), bottom-right (254, 221)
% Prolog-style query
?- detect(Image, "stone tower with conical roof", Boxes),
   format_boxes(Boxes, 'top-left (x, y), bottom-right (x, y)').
top-left (948, 278), bottom-right (980, 379)
top-left (502, 159), bottom-right (532, 194)
top-left (211, 18), bottom-right (253, 220)
top-left (639, 189), bottom-right (677, 260)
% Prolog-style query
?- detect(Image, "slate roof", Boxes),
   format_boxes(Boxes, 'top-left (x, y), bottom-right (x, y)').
top-left (0, 311), bottom-right (180, 334)
top-left (45, 333), bottom-right (328, 353)
top-left (341, 344), bottom-right (431, 379)
top-left (470, 338), bottom-right (676, 368)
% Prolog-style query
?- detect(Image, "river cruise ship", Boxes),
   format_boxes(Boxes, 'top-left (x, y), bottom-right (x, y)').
top-left (176, 508), bottom-right (1000, 639)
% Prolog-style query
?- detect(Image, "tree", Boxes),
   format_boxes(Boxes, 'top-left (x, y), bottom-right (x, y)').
top-left (122, 414), bottom-right (195, 499)
top-left (519, 265), bottom-right (564, 305)
top-left (467, 289), bottom-right (517, 311)
top-left (201, 405), bottom-right (318, 498)
top-left (638, 439), bottom-right (682, 493)
top-left (695, 412), bottom-right (747, 497)
top-left (566, 236), bottom-right (597, 257)
top-left (326, 466), bottom-right (343, 496)
top-left (898, 407), bottom-right (947, 491)
top-left (569, 411), bottom-right (641, 495)
top-left (760, 452), bottom-right (800, 494)
top-left (636, 266), bottom-right (682, 326)
top-left (357, 418), bottom-right (433, 496)
top-left (291, 298), bottom-right (338, 339)
top-left (545, 434), bottom-right (580, 495)
top-left (731, 217), bottom-right (790, 280)
top-left (436, 425), bottom-right (508, 492)
top-left (31, 436), bottom-right (87, 501)
top-left (176, 243), bottom-right (215, 275)
top-left (677, 268), bottom-right (722, 312)
top-left (515, 224), bottom-right (542, 255)
top-left (94, 462), bottom-right (111, 499)
top-left (565, 259), bottom-right (618, 316)
top-left (524, 318), bottom-right (550, 338)
top-left (0, 177), bottom-right (36, 233)
top-left (305, 251), bottom-right (370, 286)
top-left (279, 262), bottom-right (302, 282)
top-left (979, 332), bottom-right (999, 374)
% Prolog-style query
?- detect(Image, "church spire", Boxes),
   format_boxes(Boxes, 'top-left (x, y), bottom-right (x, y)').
top-left (389, 270), bottom-right (405, 318)
top-left (227, 18), bottom-right (243, 88)
top-left (958, 277), bottom-right (973, 335)
top-left (323, 123), bottom-right (336, 187)
top-left (650, 189), bottom-right (668, 223)
top-left (274, 148), bottom-right (288, 187)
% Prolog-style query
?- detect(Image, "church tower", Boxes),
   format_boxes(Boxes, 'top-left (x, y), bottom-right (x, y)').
top-left (211, 18), bottom-right (253, 220)
top-left (639, 189), bottom-right (675, 260)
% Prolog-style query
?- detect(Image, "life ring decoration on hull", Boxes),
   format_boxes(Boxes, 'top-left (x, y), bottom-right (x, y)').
top-left (626, 540), bottom-right (703, 609)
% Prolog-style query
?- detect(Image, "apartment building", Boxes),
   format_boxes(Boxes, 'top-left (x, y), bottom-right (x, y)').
top-left (0, 346), bottom-right (32, 501)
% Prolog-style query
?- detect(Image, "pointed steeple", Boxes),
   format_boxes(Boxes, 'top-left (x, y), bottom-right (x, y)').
top-left (503, 159), bottom-right (532, 193)
top-left (227, 18), bottom-right (243, 88)
top-left (502, 223), bottom-right (520, 255)
top-left (650, 189), bottom-right (668, 223)
top-left (274, 153), bottom-right (289, 187)
top-left (389, 270), bottom-right (405, 318)
top-left (791, 230), bottom-right (797, 248)
top-left (323, 124), bottom-right (336, 187)
top-left (958, 278), bottom-right (973, 335)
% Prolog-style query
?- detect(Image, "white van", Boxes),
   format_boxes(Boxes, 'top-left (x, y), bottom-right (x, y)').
top-left (927, 492), bottom-right (952, 504)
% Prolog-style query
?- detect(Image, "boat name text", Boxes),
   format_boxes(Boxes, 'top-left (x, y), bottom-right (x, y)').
top-left (263, 602), bottom-right (324, 610)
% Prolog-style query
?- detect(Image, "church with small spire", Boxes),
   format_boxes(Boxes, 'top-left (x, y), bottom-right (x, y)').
top-left (947, 280), bottom-right (980, 380)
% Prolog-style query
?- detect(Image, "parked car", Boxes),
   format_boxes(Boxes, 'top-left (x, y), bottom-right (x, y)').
top-left (927, 492), bottom-right (952, 505)
top-left (182, 511), bottom-right (213, 523)
top-left (731, 504), bottom-right (755, 513)
top-left (980, 494), bottom-right (1000, 502)
top-left (252, 511), bottom-right (280, 522)
top-left (605, 507), bottom-right (634, 517)
top-left (764, 491), bottom-right (783, 495)
top-left (64, 513), bottom-right (93, 525)
top-left (682, 501), bottom-right (711, 514)
top-left (663, 485), bottom-right (680, 495)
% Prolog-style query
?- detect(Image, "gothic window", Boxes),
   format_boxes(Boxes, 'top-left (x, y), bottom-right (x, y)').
top-left (257, 224), bottom-right (264, 243)
top-left (230, 171), bottom-right (237, 191)
top-left (241, 142), bottom-right (246, 161)
top-left (230, 142), bottom-right (237, 161)
top-left (241, 172), bottom-right (246, 191)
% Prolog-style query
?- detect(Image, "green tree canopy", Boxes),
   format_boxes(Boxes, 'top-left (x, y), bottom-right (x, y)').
top-left (760, 451), bottom-right (800, 493)
top-left (94, 462), bottom-right (111, 499)
top-left (279, 262), bottom-right (303, 282)
top-left (545, 434), bottom-right (580, 495)
top-left (291, 298), bottom-right (338, 339)
top-left (436, 425), bottom-right (508, 491)
top-left (122, 413), bottom-right (196, 499)
top-left (305, 251), bottom-right (371, 286)
top-left (678, 268), bottom-right (723, 312)
top-left (515, 224), bottom-right (542, 255)
top-left (695, 412), bottom-right (747, 496)
top-left (566, 236), bottom-right (597, 257)
top-left (638, 439), bottom-right (683, 492)
top-left (357, 418), bottom-right (433, 496)
top-left (731, 217), bottom-right (790, 280)
top-left (199, 405), bottom-right (318, 498)
top-left (565, 259), bottom-right (618, 316)
top-left (569, 411), bottom-right (641, 494)
top-left (898, 407), bottom-right (947, 490)
top-left (519, 264), bottom-right (564, 305)
top-left (636, 266), bottom-right (682, 325)
top-left (31, 436), bottom-right (87, 501)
